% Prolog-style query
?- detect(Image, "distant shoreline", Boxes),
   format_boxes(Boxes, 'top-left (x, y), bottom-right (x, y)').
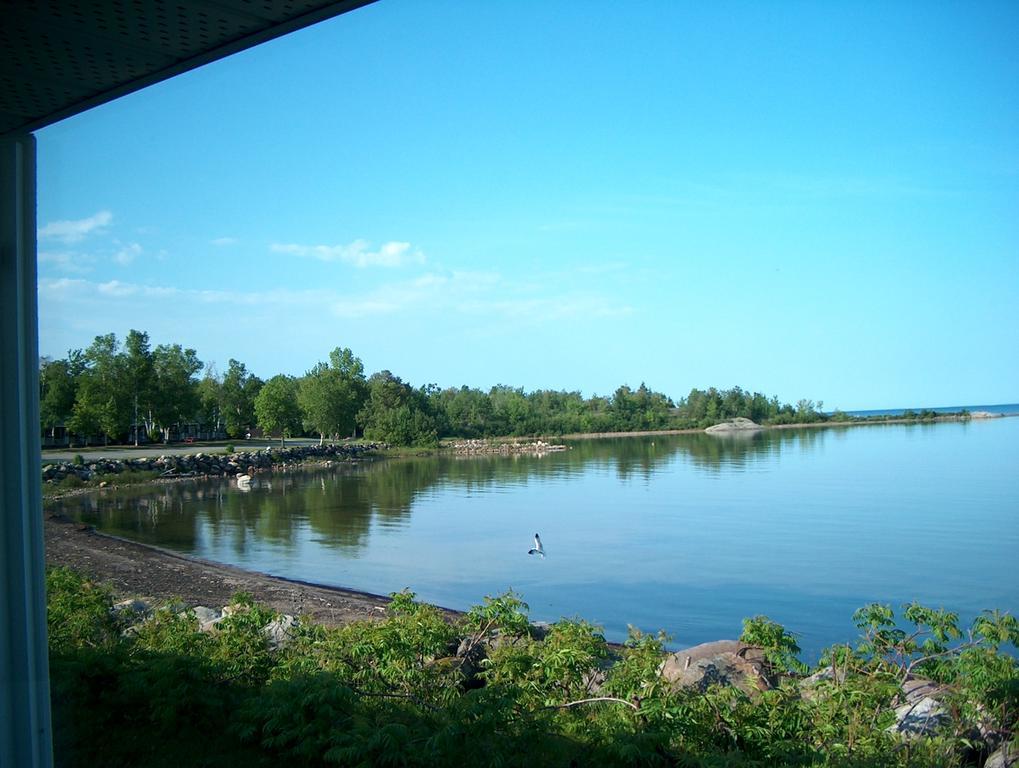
top-left (555, 410), bottom-right (1016, 441)
top-left (42, 410), bottom-right (1017, 463)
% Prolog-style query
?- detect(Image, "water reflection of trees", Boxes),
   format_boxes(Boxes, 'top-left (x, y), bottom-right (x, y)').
top-left (680, 429), bottom-right (825, 472)
top-left (47, 429), bottom-right (828, 556)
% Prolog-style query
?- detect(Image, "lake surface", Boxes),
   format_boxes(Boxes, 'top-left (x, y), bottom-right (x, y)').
top-left (48, 417), bottom-right (1019, 659)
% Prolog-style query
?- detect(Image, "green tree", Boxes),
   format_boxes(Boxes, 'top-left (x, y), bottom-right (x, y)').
top-left (124, 329), bottom-right (155, 444)
top-left (326, 346), bottom-right (366, 435)
top-left (297, 347), bottom-right (368, 444)
top-left (359, 371), bottom-right (439, 447)
top-left (69, 333), bottom-right (131, 444)
top-left (196, 364), bottom-right (223, 434)
top-left (222, 359), bottom-right (263, 439)
top-left (150, 344), bottom-right (203, 441)
top-left (39, 354), bottom-right (82, 439)
top-left (298, 363), bottom-right (344, 444)
top-left (255, 375), bottom-right (302, 446)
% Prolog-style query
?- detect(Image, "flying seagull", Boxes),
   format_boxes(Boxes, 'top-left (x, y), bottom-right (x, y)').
top-left (528, 533), bottom-right (545, 557)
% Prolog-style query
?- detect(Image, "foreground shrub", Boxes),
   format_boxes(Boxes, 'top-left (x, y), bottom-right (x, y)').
top-left (46, 569), bottom-right (1018, 767)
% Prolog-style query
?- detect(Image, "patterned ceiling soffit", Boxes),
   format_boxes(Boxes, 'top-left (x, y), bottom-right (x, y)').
top-left (0, 0), bottom-right (376, 136)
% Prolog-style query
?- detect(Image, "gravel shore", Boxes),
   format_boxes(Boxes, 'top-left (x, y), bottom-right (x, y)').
top-left (44, 512), bottom-right (462, 624)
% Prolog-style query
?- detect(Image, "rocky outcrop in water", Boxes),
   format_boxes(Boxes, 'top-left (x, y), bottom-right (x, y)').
top-left (704, 418), bottom-right (764, 434)
top-left (448, 439), bottom-right (569, 456)
top-left (41, 443), bottom-right (383, 484)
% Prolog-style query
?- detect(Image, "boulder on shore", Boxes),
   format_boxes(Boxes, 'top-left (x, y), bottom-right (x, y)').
top-left (705, 418), bottom-right (764, 434)
top-left (659, 639), bottom-right (771, 694)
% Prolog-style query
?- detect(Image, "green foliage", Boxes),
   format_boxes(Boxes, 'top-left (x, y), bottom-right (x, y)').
top-left (254, 374), bottom-right (302, 446)
top-left (601, 626), bottom-right (669, 700)
top-left (360, 371), bottom-right (441, 446)
top-left (40, 356), bottom-right (81, 435)
top-left (740, 615), bottom-right (808, 674)
top-left (46, 571), bottom-right (1018, 768)
top-left (297, 347), bottom-right (368, 442)
top-left (71, 453), bottom-right (84, 465)
top-left (57, 474), bottom-right (84, 490)
top-left (44, 468), bottom-right (161, 497)
top-left (150, 342), bottom-right (203, 438)
top-left (221, 358), bottom-right (263, 438)
top-left (462, 591), bottom-right (531, 638)
top-left (46, 567), bottom-right (119, 652)
top-left (318, 590), bottom-right (459, 701)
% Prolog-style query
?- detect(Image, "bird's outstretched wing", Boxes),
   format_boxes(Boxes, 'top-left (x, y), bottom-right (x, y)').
top-left (528, 533), bottom-right (545, 557)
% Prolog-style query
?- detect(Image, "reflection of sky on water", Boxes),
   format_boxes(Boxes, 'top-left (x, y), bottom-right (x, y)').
top-left (49, 418), bottom-right (1019, 659)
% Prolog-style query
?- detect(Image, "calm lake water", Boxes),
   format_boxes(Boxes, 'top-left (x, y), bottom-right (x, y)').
top-left (48, 417), bottom-right (1019, 659)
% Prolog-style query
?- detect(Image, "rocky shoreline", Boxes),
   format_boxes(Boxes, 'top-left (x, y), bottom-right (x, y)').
top-left (42, 442), bottom-right (385, 486)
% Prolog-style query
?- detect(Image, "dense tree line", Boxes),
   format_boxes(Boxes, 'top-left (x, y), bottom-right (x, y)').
top-left (40, 330), bottom-right (827, 448)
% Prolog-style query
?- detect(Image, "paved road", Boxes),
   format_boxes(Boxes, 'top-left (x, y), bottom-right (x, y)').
top-left (41, 438), bottom-right (324, 462)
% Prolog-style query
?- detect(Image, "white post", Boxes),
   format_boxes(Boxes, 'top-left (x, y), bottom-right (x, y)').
top-left (0, 132), bottom-right (54, 768)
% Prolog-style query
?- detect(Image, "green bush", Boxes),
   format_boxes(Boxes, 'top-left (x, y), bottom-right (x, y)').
top-left (46, 567), bottom-right (118, 652)
top-left (44, 570), bottom-right (1019, 768)
top-left (58, 474), bottom-right (84, 489)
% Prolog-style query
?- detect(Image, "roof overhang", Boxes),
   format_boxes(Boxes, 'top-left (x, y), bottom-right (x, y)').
top-left (1, 0), bottom-right (378, 137)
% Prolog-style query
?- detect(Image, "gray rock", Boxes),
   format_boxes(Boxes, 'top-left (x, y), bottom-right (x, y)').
top-left (660, 640), bottom-right (771, 694)
top-left (263, 614), bottom-right (297, 648)
top-left (113, 597), bottom-right (154, 620)
top-left (191, 605), bottom-right (221, 623)
top-left (799, 664), bottom-right (849, 702)
top-left (705, 418), bottom-right (764, 434)
top-left (188, 605), bottom-right (223, 631)
top-left (888, 695), bottom-right (950, 738)
top-left (900, 676), bottom-right (940, 705)
top-left (986, 742), bottom-right (1017, 768)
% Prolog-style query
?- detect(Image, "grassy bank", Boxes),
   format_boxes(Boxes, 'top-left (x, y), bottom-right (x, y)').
top-left (48, 567), bottom-right (1017, 767)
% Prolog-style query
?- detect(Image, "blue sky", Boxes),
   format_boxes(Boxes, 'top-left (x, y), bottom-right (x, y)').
top-left (36, 0), bottom-right (1019, 410)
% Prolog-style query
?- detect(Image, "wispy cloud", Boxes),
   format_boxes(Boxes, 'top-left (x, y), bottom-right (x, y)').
top-left (271, 239), bottom-right (425, 268)
top-left (330, 271), bottom-right (499, 318)
top-left (38, 270), bottom-right (633, 339)
top-left (97, 279), bottom-right (139, 297)
top-left (38, 210), bottom-right (113, 243)
top-left (39, 250), bottom-right (95, 273)
top-left (40, 277), bottom-right (88, 295)
top-left (211, 236), bottom-right (237, 246)
top-left (113, 242), bottom-right (142, 265)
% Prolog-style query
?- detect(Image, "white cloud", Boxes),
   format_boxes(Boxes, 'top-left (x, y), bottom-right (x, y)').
top-left (39, 277), bottom-right (88, 295)
top-left (38, 250), bottom-right (94, 273)
top-left (38, 210), bottom-right (113, 243)
top-left (211, 237), bottom-right (237, 246)
top-left (38, 270), bottom-right (632, 337)
top-left (113, 242), bottom-right (142, 265)
top-left (271, 239), bottom-right (425, 268)
top-left (330, 271), bottom-right (499, 318)
top-left (97, 280), bottom-right (138, 297)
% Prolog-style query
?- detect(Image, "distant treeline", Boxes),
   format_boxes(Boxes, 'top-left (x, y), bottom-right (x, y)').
top-left (40, 329), bottom-right (881, 448)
